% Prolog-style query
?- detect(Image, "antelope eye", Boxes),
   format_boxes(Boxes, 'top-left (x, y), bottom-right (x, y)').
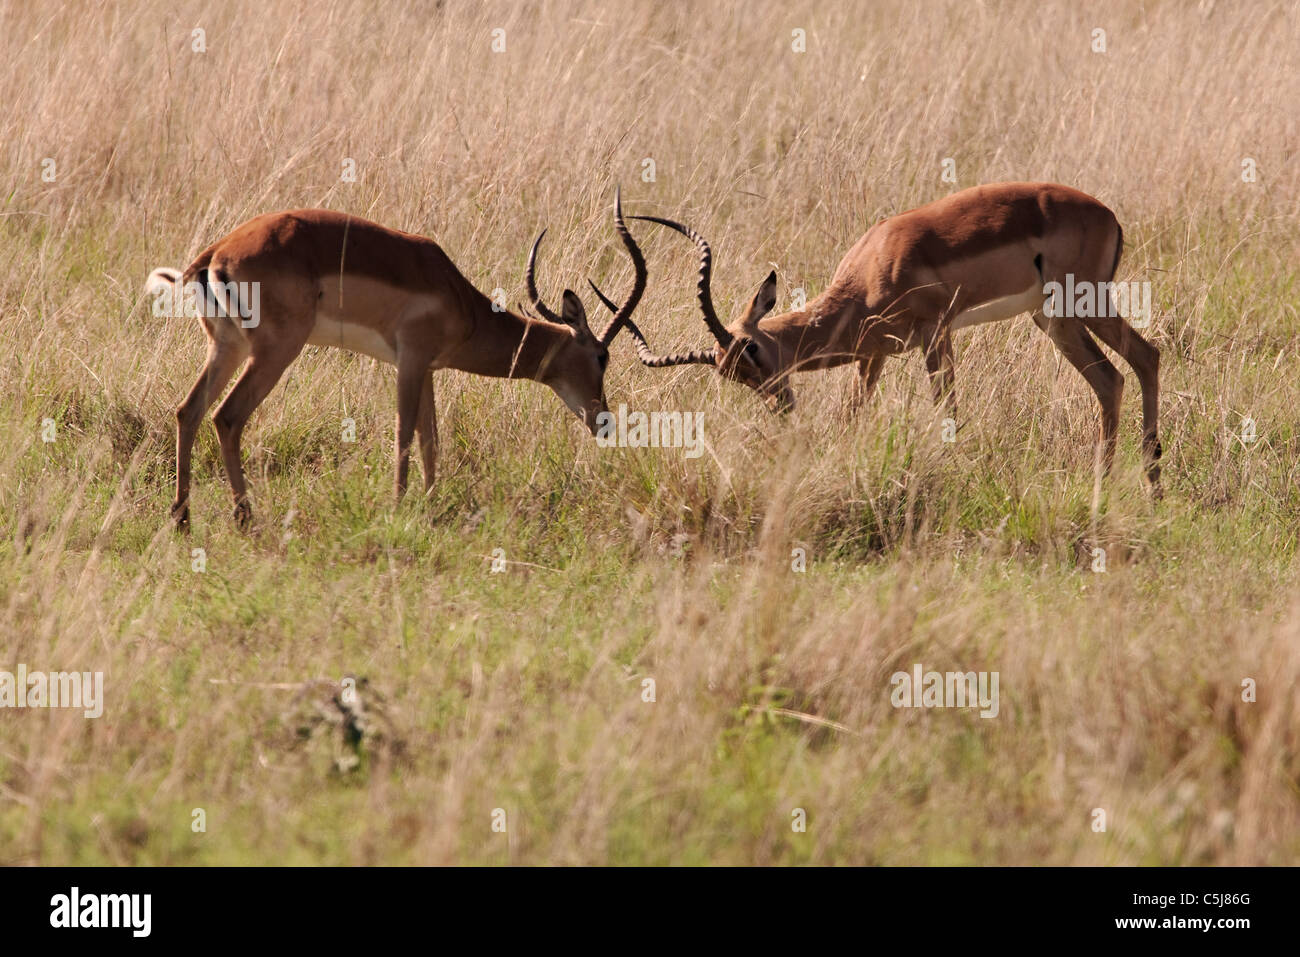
top-left (598, 351), bottom-right (609, 370)
top-left (745, 342), bottom-right (759, 359)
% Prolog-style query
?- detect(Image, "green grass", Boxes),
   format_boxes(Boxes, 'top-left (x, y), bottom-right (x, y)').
top-left (1, 0), bottom-right (1298, 864)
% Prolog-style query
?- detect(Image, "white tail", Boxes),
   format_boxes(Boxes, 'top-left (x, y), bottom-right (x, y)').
top-left (144, 267), bottom-right (182, 297)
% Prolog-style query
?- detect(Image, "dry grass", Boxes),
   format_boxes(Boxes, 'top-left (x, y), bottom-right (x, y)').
top-left (0, 0), bottom-right (1298, 864)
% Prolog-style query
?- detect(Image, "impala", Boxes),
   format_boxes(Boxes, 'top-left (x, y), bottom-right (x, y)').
top-left (145, 189), bottom-right (646, 528)
top-left (604, 183), bottom-right (1161, 489)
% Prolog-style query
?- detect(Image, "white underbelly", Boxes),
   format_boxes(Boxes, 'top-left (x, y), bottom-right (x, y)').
top-left (307, 316), bottom-right (398, 364)
top-left (950, 284), bottom-right (1044, 331)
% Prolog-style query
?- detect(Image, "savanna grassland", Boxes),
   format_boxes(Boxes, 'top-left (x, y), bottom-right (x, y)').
top-left (1, 0), bottom-right (1298, 865)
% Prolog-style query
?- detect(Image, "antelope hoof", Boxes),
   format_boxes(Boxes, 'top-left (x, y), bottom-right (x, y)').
top-left (232, 499), bottom-right (253, 529)
top-left (767, 392), bottom-right (796, 415)
top-left (171, 501), bottom-right (190, 532)
top-left (1144, 439), bottom-right (1163, 495)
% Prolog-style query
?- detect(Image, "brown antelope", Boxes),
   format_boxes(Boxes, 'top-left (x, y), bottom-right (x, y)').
top-left (600, 183), bottom-right (1161, 489)
top-left (145, 189), bottom-right (646, 528)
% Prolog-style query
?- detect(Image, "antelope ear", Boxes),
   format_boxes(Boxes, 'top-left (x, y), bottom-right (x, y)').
top-left (561, 289), bottom-right (594, 339)
top-left (742, 270), bottom-right (778, 330)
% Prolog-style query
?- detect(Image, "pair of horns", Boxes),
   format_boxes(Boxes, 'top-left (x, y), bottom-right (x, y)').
top-left (589, 214), bottom-right (741, 368)
top-left (586, 281), bottom-right (717, 368)
top-left (525, 186), bottom-right (646, 348)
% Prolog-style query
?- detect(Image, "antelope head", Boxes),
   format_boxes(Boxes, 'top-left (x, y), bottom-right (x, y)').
top-left (525, 187), bottom-right (648, 433)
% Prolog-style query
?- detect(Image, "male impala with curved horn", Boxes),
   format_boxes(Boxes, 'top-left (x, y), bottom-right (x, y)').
top-left (145, 189), bottom-right (645, 528)
top-left (610, 183), bottom-right (1161, 488)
